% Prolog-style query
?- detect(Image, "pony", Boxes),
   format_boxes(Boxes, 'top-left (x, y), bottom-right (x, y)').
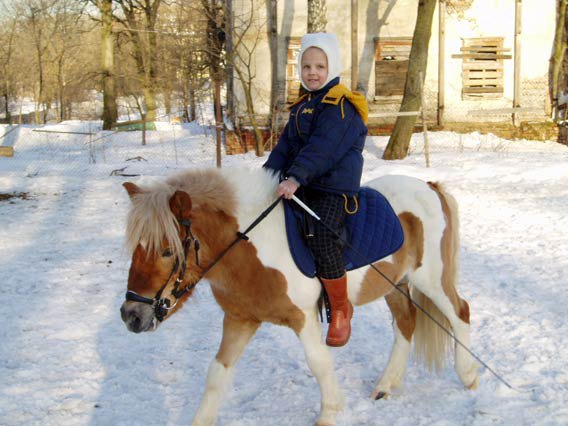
top-left (120, 167), bottom-right (478, 426)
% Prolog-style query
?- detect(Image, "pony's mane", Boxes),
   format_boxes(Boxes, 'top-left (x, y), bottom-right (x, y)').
top-left (220, 166), bottom-right (280, 214)
top-left (126, 168), bottom-right (236, 260)
top-left (125, 167), bottom-right (279, 260)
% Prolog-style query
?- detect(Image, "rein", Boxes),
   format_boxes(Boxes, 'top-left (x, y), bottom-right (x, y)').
top-left (125, 196), bottom-right (283, 322)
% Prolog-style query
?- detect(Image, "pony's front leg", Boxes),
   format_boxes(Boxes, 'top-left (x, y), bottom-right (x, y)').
top-left (298, 309), bottom-right (343, 426)
top-left (192, 314), bottom-right (260, 426)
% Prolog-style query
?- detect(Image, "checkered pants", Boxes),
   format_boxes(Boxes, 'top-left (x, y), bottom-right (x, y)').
top-left (302, 189), bottom-right (346, 279)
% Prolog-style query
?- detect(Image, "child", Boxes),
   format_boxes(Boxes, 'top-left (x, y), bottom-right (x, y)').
top-left (264, 32), bottom-right (368, 347)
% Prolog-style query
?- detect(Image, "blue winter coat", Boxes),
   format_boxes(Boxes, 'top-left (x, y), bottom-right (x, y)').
top-left (263, 78), bottom-right (368, 196)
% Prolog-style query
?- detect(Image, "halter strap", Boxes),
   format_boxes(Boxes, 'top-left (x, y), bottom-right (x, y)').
top-left (125, 196), bottom-right (283, 322)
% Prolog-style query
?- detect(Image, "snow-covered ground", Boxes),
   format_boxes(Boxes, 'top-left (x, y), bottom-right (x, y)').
top-left (1, 122), bottom-right (567, 425)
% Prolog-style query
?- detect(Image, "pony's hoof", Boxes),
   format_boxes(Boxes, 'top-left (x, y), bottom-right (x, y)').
top-left (467, 375), bottom-right (479, 390)
top-left (316, 416), bottom-right (336, 426)
top-left (374, 391), bottom-right (388, 400)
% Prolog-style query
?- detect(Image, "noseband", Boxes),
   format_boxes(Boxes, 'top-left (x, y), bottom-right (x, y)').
top-left (125, 218), bottom-right (201, 322)
top-left (124, 196), bottom-right (283, 323)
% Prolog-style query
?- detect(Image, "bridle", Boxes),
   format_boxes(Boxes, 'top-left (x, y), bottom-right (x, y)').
top-left (125, 218), bottom-right (201, 322)
top-left (124, 196), bottom-right (283, 322)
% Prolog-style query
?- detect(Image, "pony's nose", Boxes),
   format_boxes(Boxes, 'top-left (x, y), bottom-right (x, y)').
top-left (121, 305), bottom-right (145, 333)
top-left (120, 305), bottom-right (127, 321)
top-left (121, 301), bottom-right (155, 333)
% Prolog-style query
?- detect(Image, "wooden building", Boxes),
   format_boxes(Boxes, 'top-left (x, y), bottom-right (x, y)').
top-left (229, 0), bottom-right (555, 142)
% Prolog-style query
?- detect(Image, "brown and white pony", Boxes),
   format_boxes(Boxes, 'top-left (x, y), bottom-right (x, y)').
top-left (120, 167), bottom-right (478, 426)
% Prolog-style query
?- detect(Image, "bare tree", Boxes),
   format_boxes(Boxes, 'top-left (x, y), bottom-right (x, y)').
top-left (229, 0), bottom-right (267, 156)
top-left (266, 0), bottom-right (280, 150)
top-left (162, 2), bottom-right (208, 123)
top-left (113, 0), bottom-right (162, 122)
top-left (383, 0), bottom-right (436, 160)
top-left (47, 0), bottom-right (93, 121)
top-left (307, 0), bottom-right (327, 33)
top-left (201, 0), bottom-right (226, 165)
top-left (0, 12), bottom-right (17, 123)
top-left (92, 0), bottom-right (119, 129)
top-left (20, 0), bottom-right (56, 123)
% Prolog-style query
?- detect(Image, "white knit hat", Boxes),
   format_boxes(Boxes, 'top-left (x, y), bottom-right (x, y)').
top-left (297, 33), bottom-right (342, 91)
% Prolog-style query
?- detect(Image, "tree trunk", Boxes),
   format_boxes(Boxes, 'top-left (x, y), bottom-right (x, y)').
top-left (267, 0), bottom-right (279, 147)
top-left (550, 0), bottom-right (567, 119)
top-left (143, 85), bottom-right (157, 121)
top-left (2, 79), bottom-right (11, 124)
top-left (203, 0), bottom-right (225, 164)
top-left (57, 56), bottom-right (65, 122)
top-left (383, 0), bottom-right (436, 160)
top-left (1, 19), bottom-right (16, 124)
top-left (164, 90), bottom-right (171, 116)
top-left (307, 0), bottom-right (327, 33)
top-left (145, 22), bottom-right (159, 121)
top-left (189, 86), bottom-right (197, 122)
top-left (101, 0), bottom-right (118, 130)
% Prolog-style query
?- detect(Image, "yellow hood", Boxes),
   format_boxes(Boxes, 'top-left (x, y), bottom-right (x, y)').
top-left (322, 84), bottom-right (369, 125)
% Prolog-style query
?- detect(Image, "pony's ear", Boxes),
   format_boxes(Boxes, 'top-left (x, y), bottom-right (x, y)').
top-left (123, 182), bottom-right (140, 199)
top-left (169, 190), bottom-right (193, 220)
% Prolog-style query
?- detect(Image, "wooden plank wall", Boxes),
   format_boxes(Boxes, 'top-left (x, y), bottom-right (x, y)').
top-left (452, 37), bottom-right (511, 100)
top-left (374, 37), bottom-right (412, 99)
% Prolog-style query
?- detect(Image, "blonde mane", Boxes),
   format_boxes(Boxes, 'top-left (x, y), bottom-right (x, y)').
top-left (125, 168), bottom-right (236, 260)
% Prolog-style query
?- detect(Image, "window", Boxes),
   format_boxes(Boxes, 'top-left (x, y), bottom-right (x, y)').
top-left (453, 37), bottom-right (511, 100)
top-left (374, 37), bottom-right (412, 101)
top-left (286, 37), bottom-right (302, 104)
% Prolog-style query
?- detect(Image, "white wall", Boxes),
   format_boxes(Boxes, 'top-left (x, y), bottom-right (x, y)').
top-left (232, 0), bottom-right (555, 123)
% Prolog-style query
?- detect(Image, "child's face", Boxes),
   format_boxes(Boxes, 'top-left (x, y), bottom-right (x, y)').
top-left (301, 47), bottom-right (328, 91)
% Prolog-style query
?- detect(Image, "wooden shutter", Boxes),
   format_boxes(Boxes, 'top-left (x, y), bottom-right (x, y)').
top-left (374, 37), bottom-right (412, 98)
top-left (452, 37), bottom-right (511, 100)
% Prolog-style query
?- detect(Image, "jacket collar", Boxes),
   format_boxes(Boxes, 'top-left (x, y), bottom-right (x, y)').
top-left (288, 77), bottom-right (341, 109)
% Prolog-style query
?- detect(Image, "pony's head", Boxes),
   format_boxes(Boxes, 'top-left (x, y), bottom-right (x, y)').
top-left (119, 167), bottom-right (277, 333)
top-left (120, 179), bottom-right (203, 333)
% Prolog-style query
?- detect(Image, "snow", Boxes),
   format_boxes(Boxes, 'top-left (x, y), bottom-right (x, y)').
top-left (1, 122), bottom-right (567, 425)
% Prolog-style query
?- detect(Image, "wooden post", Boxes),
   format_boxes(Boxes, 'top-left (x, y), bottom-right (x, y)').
top-left (142, 114), bottom-right (146, 146)
top-left (513, 0), bottom-right (522, 126)
top-left (214, 79), bottom-right (223, 168)
top-left (351, 0), bottom-right (358, 91)
top-left (438, 0), bottom-right (446, 127)
top-left (419, 72), bottom-right (430, 167)
top-left (226, 0), bottom-right (235, 126)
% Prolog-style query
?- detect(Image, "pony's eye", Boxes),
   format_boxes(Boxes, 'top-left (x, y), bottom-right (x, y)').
top-left (162, 248), bottom-right (173, 258)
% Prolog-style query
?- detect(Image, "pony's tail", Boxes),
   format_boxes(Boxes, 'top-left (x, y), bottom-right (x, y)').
top-left (411, 288), bottom-right (451, 372)
top-left (412, 181), bottom-right (460, 372)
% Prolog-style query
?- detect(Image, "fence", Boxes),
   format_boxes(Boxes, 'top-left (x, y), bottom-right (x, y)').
top-left (0, 116), bottom-right (223, 178)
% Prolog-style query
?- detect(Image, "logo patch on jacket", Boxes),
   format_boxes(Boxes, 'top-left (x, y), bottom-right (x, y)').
top-left (301, 108), bottom-right (314, 114)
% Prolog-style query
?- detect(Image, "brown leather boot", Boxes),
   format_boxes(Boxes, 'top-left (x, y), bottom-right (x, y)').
top-left (321, 274), bottom-right (353, 347)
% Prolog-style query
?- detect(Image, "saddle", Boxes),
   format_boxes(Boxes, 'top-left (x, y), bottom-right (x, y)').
top-left (283, 187), bottom-right (404, 278)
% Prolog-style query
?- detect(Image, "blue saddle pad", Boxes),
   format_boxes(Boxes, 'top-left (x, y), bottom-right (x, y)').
top-left (283, 187), bottom-right (404, 278)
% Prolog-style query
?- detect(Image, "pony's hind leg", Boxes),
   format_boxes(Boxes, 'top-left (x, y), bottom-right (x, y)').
top-left (413, 285), bottom-right (478, 390)
top-left (372, 281), bottom-right (417, 400)
top-left (454, 299), bottom-right (478, 389)
top-left (444, 293), bottom-right (478, 389)
top-left (192, 314), bottom-right (260, 426)
top-left (298, 308), bottom-right (343, 426)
